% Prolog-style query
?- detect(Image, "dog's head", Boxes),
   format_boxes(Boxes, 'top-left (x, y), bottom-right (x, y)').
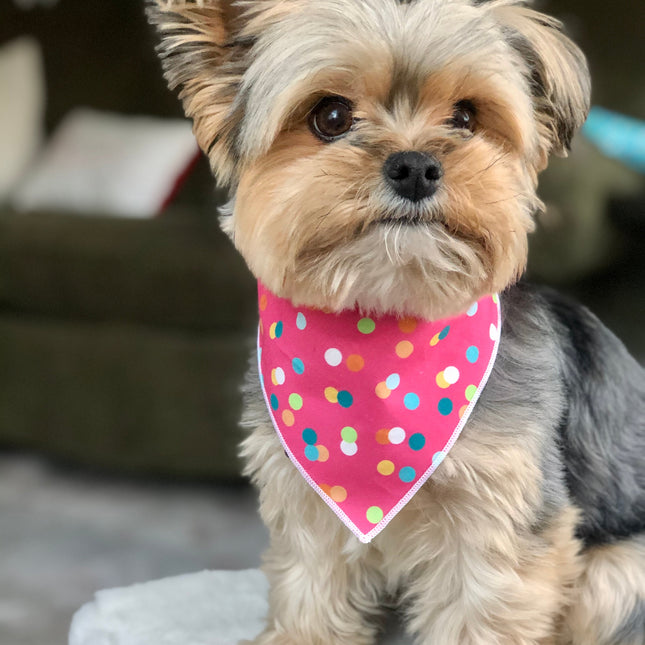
top-left (149, 0), bottom-right (590, 319)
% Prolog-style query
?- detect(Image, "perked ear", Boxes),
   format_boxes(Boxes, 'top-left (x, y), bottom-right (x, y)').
top-left (147, 0), bottom-right (250, 183)
top-left (489, 1), bottom-right (591, 166)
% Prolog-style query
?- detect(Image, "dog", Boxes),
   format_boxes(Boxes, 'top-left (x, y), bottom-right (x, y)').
top-left (148, 1), bottom-right (645, 643)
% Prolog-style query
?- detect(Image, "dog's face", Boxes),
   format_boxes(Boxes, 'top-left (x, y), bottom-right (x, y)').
top-left (150, 0), bottom-right (590, 319)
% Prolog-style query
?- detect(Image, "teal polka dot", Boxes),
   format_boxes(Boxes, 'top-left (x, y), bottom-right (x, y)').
top-left (438, 325), bottom-right (450, 340)
top-left (337, 390), bottom-right (353, 408)
top-left (296, 312), bottom-right (307, 330)
top-left (292, 357), bottom-right (305, 374)
top-left (409, 433), bottom-right (426, 451)
top-left (270, 394), bottom-right (279, 410)
top-left (302, 428), bottom-right (317, 445)
top-left (466, 346), bottom-right (479, 363)
top-left (275, 321), bottom-right (283, 338)
top-left (399, 466), bottom-right (416, 483)
top-left (438, 397), bottom-right (453, 416)
top-left (304, 445), bottom-right (319, 461)
top-left (404, 393), bottom-right (420, 410)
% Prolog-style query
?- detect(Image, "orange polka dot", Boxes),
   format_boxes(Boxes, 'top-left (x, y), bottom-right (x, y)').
top-left (346, 354), bottom-right (365, 372)
top-left (375, 428), bottom-right (391, 445)
top-left (320, 483), bottom-right (332, 496)
top-left (259, 320), bottom-right (264, 336)
top-left (330, 486), bottom-right (347, 503)
top-left (282, 409), bottom-right (295, 426)
top-left (459, 404), bottom-right (468, 418)
top-left (259, 294), bottom-right (268, 311)
top-left (377, 460), bottom-right (395, 476)
top-left (398, 317), bottom-right (418, 333)
top-left (375, 382), bottom-right (391, 399)
top-left (324, 387), bottom-right (338, 403)
top-left (316, 445), bottom-right (329, 462)
top-left (396, 340), bottom-right (414, 358)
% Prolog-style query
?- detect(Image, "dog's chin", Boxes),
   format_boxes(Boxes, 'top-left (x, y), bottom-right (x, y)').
top-left (286, 221), bottom-right (492, 321)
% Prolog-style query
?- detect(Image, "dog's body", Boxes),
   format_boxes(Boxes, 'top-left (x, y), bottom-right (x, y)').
top-left (149, 1), bottom-right (645, 642)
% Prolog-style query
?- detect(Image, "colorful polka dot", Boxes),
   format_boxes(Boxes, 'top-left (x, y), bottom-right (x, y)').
top-left (366, 506), bottom-right (384, 524)
top-left (337, 390), bottom-right (353, 408)
top-left (304, 445), bottom-right (319, 461)
top-left (492, 293), bottom-right (499, 304)
top-left (377, 460), bottom-right (395, 476)
top-left (375, 382), bottom-right (391, 399)
top-left (375, 428), bottom-right (391, 445)
top-left (430, 333), bottom-right (441, 347)
top-left (404, 393), bottom-right (420, 410)
top-left (270, 394), bottom-right (279, 410)
top-left (399, 467), bottom-right (416, 483)
top-left (459, 404), bottom-right (468, 418)
top-left (489, 323), bottom-right (499, 341)
top-left (388, 427), bottom-right (406, 445)
top-left (385, 373), bottom-right (400, 390)
top-left (341, 440), bottom-right (358, 456)
top-left (292, 358), bottom-right (305, 375)
top-left (330, 486), bottom-right (347, 502)
top-left (282, 410), bottom-right (295, 426)
top-left (357, 318), bottom-right (376, 334)
top-left (409, 433), bottom-right (426, 451)
top-left (438, 398), bottom-right (453, 416)
top-left (438, 325), bottom-right (450, 340)
top-left (259, 294), bottom-right (268, 311)
top-left (341, 426), bottom-right (358, 443)
top-left (465, 384), bottom-right (477, 401)
top-left (467, 302), bottom-right (478, 316)
top-left (396, 340), bottom-right (414, 358)
top-left (443, 366), bottom-right (460, 385)
top-left (296, 312), bottom-right (307, 330)
top-left (289, 393), bottom-right (303, 410)
top-left (436, 371), bottom-right (450, 389)
top-left (346, 354), bottom-right (365, 372)
top-left (316, 445), bottom-right (329, 462)
top-left (466, 346), bottom-right (479, 363)
top-left (324, 348), bottom-right (342, 367)
top-left (432, 451), bottom-right (446, 466)
top-left (302, 428), bottom-right (317, 445)
top-left (398, 318), bottom-right (417, 333)
top-left (269, 323), bottom-right (277, 339)
top-left (324, 387), bottom-right (338, 403)
top-left (271, 367), bottom-right (285, 386)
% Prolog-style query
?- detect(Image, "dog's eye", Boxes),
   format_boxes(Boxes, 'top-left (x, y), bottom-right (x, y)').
top-left (309, 97), bottom-right (354, 142)
top-left (451, 100), bottom-right (477, 132)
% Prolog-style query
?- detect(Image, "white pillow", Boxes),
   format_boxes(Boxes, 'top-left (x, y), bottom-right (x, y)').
top-left (12, 108), bottom-right (200, 217)
top-left (0, 37), bottom-right (45, 201)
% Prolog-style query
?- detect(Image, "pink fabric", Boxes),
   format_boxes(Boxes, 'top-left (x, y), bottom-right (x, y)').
top-left (258, 284), bottom-right (501, 543)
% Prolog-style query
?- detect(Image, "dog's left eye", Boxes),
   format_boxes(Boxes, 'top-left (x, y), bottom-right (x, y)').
top-left (451, 100), bottom-right (477, 132)
top-left (309, 97), bottom-right (354, 142)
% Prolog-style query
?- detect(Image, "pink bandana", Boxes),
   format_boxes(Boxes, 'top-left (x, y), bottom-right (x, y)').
top-left (257, 283), bottom-right (501, 543)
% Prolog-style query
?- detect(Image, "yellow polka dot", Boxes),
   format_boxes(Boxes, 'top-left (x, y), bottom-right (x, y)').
top-left (346, 354), bottom-right (365, 372)
top-left (316, 445), bottom-right (329, 462)
top-left (398, 317), bottom-right (418, 333)
top-left (435, 371), bottom-right (450, 389)
top-left (324, 387), bottom-right (339, 403)
top-left (430, 333), bottom-right (440, 346)
top-left (282, 410), bottom-right (295, 426)
top-left (375, 382), bottom-right (391, 399)
top-left (259, 294), bottom-right (268, 311)
top-left (375, 428), bottom-right (391, 445)
top-left (271, 369), bottom-right (278, 386)
top-left (330, 486), bottom-right (347, 503)
top-left (269, 322), bottom-right (277, 340)
top-left (377, 460), bottom-right (395, 476)
top-left (396, 340), bottom-right (414, 358)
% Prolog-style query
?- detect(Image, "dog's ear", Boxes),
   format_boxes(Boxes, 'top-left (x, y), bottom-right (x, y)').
top-left (147, 0), bottom-right (252, 182)
top-left (489, 2), bottom-right (590, 166)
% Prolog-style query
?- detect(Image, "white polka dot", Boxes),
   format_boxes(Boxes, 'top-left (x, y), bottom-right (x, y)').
top-left (274, 367), bottom-right (285, 385)
top-left (489, 323), bottom-right (499, 341)
top-left (443, 366), bottom-right (460, 385)
top-left (467, 302), bottom-right (478, 317)
top-left (388, 427), bottom-right (406, 445)
top-left (324, 348), bottom-right (343, 366)
top-left (340, 441), bottom-right (358, 456)
top-left (296, 312), bottom-right (307, 330)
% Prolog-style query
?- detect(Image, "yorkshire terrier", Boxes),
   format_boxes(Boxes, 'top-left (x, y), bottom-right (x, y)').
top-left (148, 1), bottom-right (645, 643)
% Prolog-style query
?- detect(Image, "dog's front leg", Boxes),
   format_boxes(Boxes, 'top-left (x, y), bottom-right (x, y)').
top-left (245, 531), bottom-right (383, 645)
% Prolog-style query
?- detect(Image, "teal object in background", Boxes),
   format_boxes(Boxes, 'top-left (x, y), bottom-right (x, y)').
top-left (582, 107), bottom-right (645, 173)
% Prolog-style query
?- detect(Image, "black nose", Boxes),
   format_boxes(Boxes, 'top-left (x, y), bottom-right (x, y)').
top-left (383, 151), bottom-right (443, 202)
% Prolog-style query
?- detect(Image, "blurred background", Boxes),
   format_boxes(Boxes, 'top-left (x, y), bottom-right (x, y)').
top-left (0, 1), bottom-right (643, 644)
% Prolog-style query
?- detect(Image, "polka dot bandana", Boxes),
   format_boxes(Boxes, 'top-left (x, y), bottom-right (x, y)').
top-left (258, 283), bottom-right (501, 543)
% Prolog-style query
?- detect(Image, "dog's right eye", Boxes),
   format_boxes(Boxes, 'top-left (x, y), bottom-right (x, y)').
top-left (309, 97), bottom-right (354, 142)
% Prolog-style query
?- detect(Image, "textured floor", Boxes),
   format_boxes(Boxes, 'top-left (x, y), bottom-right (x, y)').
top-left (0, 455), bottom-right (268, 645)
